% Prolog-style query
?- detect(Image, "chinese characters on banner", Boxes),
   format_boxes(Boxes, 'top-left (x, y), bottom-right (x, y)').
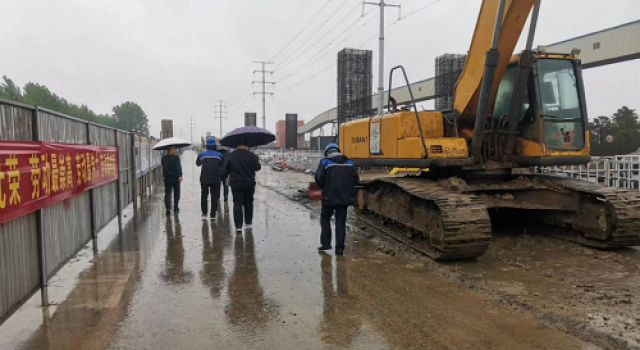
top-left (0, 141), bottom-right (119, 224)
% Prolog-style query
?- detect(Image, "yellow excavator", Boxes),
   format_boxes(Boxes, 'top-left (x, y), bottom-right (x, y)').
top-left (340, 0), bottom-right (640, 259)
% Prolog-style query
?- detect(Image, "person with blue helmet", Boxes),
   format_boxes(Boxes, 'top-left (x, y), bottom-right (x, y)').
top-left (196, 137), bottom-right (224, 219)
top-left (314, 143), bottom-right (359, 255)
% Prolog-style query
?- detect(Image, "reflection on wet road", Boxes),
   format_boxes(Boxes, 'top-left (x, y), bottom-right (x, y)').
top-left (5, 152), bottom-right (594, 350)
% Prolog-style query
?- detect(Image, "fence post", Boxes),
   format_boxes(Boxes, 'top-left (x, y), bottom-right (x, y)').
top-left (114, 130), bottom-right (123, 234)
top-left (86, 123), bottom-right (98, 252)
top-left (32, 106), bottom-right (49, 306)
top-left (131, 134), bottom-right (138, 211)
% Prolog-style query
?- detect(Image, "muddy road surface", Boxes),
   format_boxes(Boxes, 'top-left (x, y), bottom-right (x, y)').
top-left (1, 152), bottom-right (635, 350)
top-left (260, 167), bottom-right (640, 349)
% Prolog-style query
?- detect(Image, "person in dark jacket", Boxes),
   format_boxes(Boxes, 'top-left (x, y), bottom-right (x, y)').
top-left (162, 146), bottom-right (183, 215)
top-left (224, 142), bottom-right (261, 232)
top-left (196, 137), bottom-right (224, 219)
top-left (314, 143), bottom-right (359, 255)
top-left (218, 148), bottom-right (230, 202)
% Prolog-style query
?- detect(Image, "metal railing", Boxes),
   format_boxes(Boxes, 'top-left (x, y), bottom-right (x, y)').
top-left (536, 155), bottom-right (640, 190)
top-left (0, 98), bottom-right (161, 324)
top-left (255, 150), bottom-right (324, 171)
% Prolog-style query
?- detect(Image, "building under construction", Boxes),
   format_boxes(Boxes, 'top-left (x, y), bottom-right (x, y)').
top-left (337, 48), bottom-right (373, 125)
top-left (435, 53), bottom-right (467, 110)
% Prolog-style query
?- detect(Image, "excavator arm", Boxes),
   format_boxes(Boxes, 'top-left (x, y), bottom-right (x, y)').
top-left (453, 0), bottom-right (537, 121)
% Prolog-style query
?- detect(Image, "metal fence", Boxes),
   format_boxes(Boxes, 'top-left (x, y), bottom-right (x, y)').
top-left (537, 155), bottom-right (640, 190)
top-left (0, 98), bottom-right (161, 324)
top-left (256, 150), bottom-right (324, 171)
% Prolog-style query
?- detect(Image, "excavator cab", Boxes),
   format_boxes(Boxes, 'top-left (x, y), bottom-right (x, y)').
top-left (495, 54), bottom-right (590, 166)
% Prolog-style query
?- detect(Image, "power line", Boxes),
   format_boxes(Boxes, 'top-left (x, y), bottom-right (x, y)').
top-left (253, 61), bottom-right (275, 129)
top-left (275, 0), bottom-right (358, 71)
top-left (268, 0), bottom-right (334, 62)
top-left (278, 0), bottom-right (449, 98)
top-left (277, 11), bottom-right (378, 83)
top-left (214, 100), bottom-right (227, 138)
top-left (279, 62), bottom-right (336, 93)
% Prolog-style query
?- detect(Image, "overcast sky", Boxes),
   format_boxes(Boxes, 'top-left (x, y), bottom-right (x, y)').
top-left (2, 0), bottom-right (639, 140)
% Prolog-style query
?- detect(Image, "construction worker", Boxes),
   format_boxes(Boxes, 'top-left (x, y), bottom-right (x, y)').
top-left (314, 143), bottom-right (359, 255)
top-left (196, 137), bottom-right (224, 219)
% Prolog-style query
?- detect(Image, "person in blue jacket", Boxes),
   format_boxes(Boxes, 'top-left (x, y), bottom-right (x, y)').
top-left (314, 143), bottom-right (359, 255)
top-left (196, 137), bottom-right (224, 219)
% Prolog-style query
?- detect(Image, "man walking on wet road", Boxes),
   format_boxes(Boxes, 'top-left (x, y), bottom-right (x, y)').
top-left (196, 137), bottom-right (224, 219)
top-left (224, 142), bottom-right (261, 232)
top-left (315, 143), bottom-right (359, 256)
top-left (162, 146), bottom-right (183, 215)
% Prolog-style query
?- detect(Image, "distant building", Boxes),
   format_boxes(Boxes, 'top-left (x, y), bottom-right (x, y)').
top-left (276, 120), bottom-right (305, 148)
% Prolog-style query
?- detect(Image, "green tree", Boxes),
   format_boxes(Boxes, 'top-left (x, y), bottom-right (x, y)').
top-left (112, 101), bottom-right (150, 136)
top-left (0, 76), bottom-right (24, 101)
top-left (611, 106), bottom-right (640, 154)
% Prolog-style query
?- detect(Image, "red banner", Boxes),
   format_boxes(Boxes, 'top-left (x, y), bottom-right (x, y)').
top-left (0, 141), bottom-right (119, 224)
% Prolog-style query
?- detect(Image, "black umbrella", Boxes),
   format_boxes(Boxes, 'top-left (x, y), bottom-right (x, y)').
top-left (220, 126), bottom-right (275, 148)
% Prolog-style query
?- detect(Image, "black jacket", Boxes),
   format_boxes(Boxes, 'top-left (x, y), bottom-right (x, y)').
top-left (224, 149), bottom-right (261, 184)
top-left (196, 150), bottom-right (223, 184)
top-left (162, 154), bottom-right (182, 182)
top-left (219, 149), bottom-right (230, 180)
top-left (314, 153), bottom-right (359, 206)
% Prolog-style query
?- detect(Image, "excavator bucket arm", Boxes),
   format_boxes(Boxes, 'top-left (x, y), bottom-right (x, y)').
top-left (453, 0), bottom-right (536, 122)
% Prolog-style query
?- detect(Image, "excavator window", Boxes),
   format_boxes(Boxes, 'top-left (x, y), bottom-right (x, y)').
top-left (536, 59), bottom-right (585, 151)
top-left (493, 64), bottom-right (532, 122)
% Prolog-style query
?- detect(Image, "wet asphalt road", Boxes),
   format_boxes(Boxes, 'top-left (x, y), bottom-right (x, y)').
top-left (5, 151), bottom-right (597, 350)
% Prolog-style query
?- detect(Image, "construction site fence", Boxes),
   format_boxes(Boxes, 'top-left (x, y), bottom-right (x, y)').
top-left (0, 98), bottom-right (162, 325)
top-left (536, 155), bottom-right (640, 190)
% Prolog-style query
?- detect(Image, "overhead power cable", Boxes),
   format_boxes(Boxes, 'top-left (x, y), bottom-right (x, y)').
top-left (268, 0), bottom-right (334, 62)
top-left (275, 0), bottom-right (358, 71)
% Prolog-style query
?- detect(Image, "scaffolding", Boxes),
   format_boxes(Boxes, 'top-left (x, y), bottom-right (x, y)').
top-left (435, 54), bottom-right (467, 110)
top-left (337, 48), bottom-right (373, 126)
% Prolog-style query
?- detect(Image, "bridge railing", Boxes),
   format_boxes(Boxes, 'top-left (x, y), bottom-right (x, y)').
top-left (0, 98), bottom-right (160, 325)
top-left (536, 155), bottom-right (640, 190)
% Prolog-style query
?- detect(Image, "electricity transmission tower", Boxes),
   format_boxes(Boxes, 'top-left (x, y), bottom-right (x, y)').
top-left (187, 116), bottom-right (196, 144)
top-left (214, 100), bottom-right (227, 138)
top-left (362, 0), bottom-right (401, 115)
top-left (253, 61), bottom-right (275, 129)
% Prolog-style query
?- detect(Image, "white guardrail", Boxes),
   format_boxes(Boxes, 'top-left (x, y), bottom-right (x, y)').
top-left (537, 155), bottom-right (640, 190)
top-left (256, 150), bottom-right (324, 171)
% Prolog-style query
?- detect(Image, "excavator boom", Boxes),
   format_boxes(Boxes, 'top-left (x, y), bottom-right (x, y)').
top-left (453, 0), bottom-right (536, 121)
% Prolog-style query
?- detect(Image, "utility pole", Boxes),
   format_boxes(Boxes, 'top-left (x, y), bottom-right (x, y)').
top-left (214, 100), bottom-right (227, 138)
top-left (187, 116), bottom-right (196, 143)
top-left (253, 61), bottom-right (275, 129)
top-left (363, 0), bottom-right (401, 115)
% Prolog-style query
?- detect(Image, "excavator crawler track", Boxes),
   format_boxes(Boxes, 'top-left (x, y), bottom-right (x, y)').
top-left (358, 177), bottom-right (492, 260)
top-left (535, 175), bottom-right (640, 248)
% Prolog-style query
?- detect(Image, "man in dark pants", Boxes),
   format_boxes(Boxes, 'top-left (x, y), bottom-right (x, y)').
top-left (162, 146), bottom-right (183, 215)
top-left (196, 137), bottom-right (223, 219)
top-left (314, 143), bottom-right (358, 256)
top-left (224, 143), bottom-right (261, 232)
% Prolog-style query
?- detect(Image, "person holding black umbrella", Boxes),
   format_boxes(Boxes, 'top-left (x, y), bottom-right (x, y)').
top-left (220, 126), bottom-right (274, 232)
top-left (224, 142), bottom-right (261, 232)
top-left (162, 146), bottom-right (183, 215)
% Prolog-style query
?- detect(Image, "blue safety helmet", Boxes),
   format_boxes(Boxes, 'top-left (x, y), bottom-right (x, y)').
top-left (324, 143), bottom-right (340, 156)
top-left (205, 137), bottom-right (216, 146)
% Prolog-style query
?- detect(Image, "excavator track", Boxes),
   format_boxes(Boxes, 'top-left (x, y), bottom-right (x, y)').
top-left (358, 177), bottom-right (492, 260)
top-left (535, 175), bottom-right (640, 248)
